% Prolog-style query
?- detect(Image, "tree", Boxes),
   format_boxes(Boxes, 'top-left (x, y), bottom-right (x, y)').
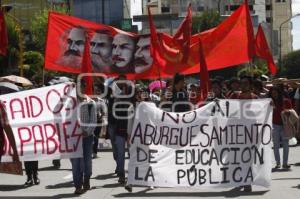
top-left (29, 6), bottom-right (67, 52)
top-left (192, 10), bottom-right (221, 34)
top-left (25, 6), bottom-right (68, 85)
top-left (281, 49), bottom-right (300, 78)
top-left (0, 16), bottom-right (22, 76)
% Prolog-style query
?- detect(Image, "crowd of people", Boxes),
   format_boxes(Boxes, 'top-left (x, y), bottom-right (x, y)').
top-left (1, 72), bottom-right (300, 195)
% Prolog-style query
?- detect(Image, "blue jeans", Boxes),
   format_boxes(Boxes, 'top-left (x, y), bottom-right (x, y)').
top-left (273, 124), bottom-right (289, 165)
top-left (70, 135), bottom-right (93, 188)
top-left (114, 135), bottom-right (126, 177)
top-left (108, 125), bottom-right (117, 161)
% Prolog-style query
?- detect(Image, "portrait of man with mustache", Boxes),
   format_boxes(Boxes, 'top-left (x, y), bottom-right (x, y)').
top-left (111, 33), bottom-right (136, 74)
top-left (134, 34), bottom-right (153, 74)
top-left (56, 26), bottom-right (86, 69)
top-left (90, 29), bottom-right (113, 73)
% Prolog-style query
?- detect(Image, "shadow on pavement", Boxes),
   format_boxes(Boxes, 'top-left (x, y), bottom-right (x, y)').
top-left (114, 189), bottom-right (269, 198)
top-left (0, 193), bottom-right (80, 199)
top-left (0, 184), bottom-right (28, 192)
top-left (38, 166), bottom-right (72, 171)
top-left (45, 181), bottom-right (74, 189)
top-left (292, 162), bottom-right (300, 166)
top-left (102, 183), bottom-right (124, 188)
top-left (291, 184), bottom-right (300, 189)
top-left (272, 168), bottom-right (292, 173)
top-left (92, 173), bottom-right (117, 180)
top-left (273, 178), bottom-right (300, 181)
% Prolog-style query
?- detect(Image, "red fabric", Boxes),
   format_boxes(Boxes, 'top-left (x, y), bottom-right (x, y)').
top-left (0, 11), bottom-right (8, 56)
top-left (229, 92), bottom-right (258, 99)
top-left (44, 12), bottom-right (137, 74)
top-left (45, 1), bottom-right (255, 80)
top-left (148, 6), bottom-right (166, 71)
top-left (0, 101), bottom-right (7, 156)
top-left (198, 38), bottom-right (210, 101)
top-left (81, 33), bottom-right (94, 96)
top-left (255, 24), bottom-right (277, 75)
top-left (172, 3), bottom-right (192, 63)
top-left (182, 0), bottom-right (255, 76)
top-left (273, 98), bottom-right (292, 125)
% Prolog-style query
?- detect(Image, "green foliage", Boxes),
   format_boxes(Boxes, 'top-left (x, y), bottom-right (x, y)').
top-left (237, 60), bottom-right (268, 77)
top-left (29, 7), bottom-right (68, 52)
top-left (192, 10), bottom-right (221, 34)
top-left (23, 51), bottom-right (44, 81)
top-left (280, 49), bottom-right (300, 78)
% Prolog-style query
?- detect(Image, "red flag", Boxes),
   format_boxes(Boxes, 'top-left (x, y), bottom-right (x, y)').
top-left (255, 24), bottom-right (277, 75)
top-left (182, 0), bottom-right (255, 75)
top-left (148, 6), bottom-right (166, 67)
top-left (172, 3), bottom-right (192, 63)
top-left (0, 10), bottom-right (8, 56)
top-left (198, 38), bottom-right (210, 101)
top-left (81, 33), bottom-right (94, 96)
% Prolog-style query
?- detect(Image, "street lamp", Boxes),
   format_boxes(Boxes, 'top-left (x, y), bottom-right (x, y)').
top-left (279, 13), bottom-right (300, 72)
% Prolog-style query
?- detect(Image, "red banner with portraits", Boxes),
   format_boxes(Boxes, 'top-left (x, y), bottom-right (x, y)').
top-left (45, 1), bottom-right (255, 80)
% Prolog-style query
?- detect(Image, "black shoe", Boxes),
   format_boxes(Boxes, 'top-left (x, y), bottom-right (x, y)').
top-left (125, 184), bottom-right (132, 192)
top-left (243, 185), bottom-right (252, 192)
top-left (52, 160), bottom-right (61, 169)
top-left (74, 187), bottom-right (84, 195)
top-left (33, 177), bottom-right (40, 185)
top-left (118, 177), bottom-right (126, 184)
top-left (275, 164), bottom-right (281, 169)
top-left (83, 179), bottom-right (90, 190)
top-left (24, 178), bottom-right (33, 186)
top-left (282, 164), bottom-right (291, 169)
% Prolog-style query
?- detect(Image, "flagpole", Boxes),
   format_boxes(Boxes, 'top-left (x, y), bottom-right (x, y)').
top-left (42, 68), bottom-right (45, 86)
top-left (156, 62), bottom-right (163, 92)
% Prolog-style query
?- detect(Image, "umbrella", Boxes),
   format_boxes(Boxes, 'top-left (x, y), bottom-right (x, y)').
top-left (0, 82), bottom-right (20, 95)
top-left (0, 75), bottom-right (33, 86)
top-left (148, 80), bottom-right (166, 92)
top-left (48, 76), bottom-right (74, 85)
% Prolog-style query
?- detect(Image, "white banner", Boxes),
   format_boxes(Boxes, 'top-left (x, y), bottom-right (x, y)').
top-left (128, 100), bottom-right (273, 188)
top-left (0, 83), bottom-right (82, 162)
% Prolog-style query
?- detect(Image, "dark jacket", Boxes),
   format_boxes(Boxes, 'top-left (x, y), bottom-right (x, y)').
top-left (172, 89), bottom-right (190, 112)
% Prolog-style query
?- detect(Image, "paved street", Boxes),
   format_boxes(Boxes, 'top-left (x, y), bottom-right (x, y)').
top-left (1, 146), bottom-right (300, 199)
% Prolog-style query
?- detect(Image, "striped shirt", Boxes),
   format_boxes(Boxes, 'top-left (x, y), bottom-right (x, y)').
top-left (79, 100), bottom-right (97, 137)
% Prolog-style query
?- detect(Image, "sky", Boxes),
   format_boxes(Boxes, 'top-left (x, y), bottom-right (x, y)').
top-left (292, 0), bottom-right (300, 50)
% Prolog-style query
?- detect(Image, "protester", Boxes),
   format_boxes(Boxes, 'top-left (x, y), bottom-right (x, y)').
top-left (189, 83), bottom-right (200, 105)
top-left (253, 78), bottom-right (268, 98)
top-left (70, 80), bottom-right (97, 194)
top-left (226, 77), bottom-right (240, 98)
top-left (230, 75), bottom-right (258, 192)
top-left (92, 77), bottom-right (106, 159)
top-left (24, 161), bottom-right (39, 185)
top-left (0, 101), bottom-right (19, 163)
top-left (172, 73), bottom-right (190, 112)
top-left (207, 79), bottom-right (226, 101)
top-left (269, 86), bottom-right (293, 170)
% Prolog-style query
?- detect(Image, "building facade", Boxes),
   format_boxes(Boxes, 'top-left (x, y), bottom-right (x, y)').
top-left (221, 0), bottom-right (293, 58)
top-left (73, 0), bottom-right (123, 25)
top-left (272, 0), bottom-right (293, 58)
